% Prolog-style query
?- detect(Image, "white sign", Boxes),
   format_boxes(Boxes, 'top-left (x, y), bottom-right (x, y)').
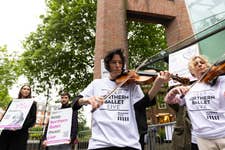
top-left (165, 124), bottom-right (175, 141)
top-left (0, 99), bottom-right (34, 130)
top-left (101, 59), bottom-right (109, 79)
top-left (46, 108), bottom-right (72, 146)
top-left (169, 44), bottom-right (199, 86)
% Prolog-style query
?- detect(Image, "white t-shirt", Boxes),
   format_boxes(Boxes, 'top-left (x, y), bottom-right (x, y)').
top-left (80, 78), bottom-right (144, 149)
top-left (180, 76), bottom-right (225, 139)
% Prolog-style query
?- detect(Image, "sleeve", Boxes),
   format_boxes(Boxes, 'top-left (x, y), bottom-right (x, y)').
top-left (71, 95), bottom-right (83, 110)
top-left (70, 110), bottom-right (78, 143)
top-left (79, 80), bottom-right (95, 97)
top-left (134, 94), bottom-right (155, 135)
top-left (134, 94), bottom-right (156, 110)
top-left (22, 102), bottom-right (37, 129)
top-left (132, 84), bottom-right (144, 105)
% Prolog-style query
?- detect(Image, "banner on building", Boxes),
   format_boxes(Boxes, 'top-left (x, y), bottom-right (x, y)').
top-left (169, 44), bottom-right (199, 86)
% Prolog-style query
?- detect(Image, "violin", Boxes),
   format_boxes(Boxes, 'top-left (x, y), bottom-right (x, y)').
top-left (200, 60), bottom-right (225, 84)
top-left (92, 70), bottom-right (189, 113)
top-left (115, 70), bottom-right (190, 85)
top-left (115, 70), bottom-right (155, 85)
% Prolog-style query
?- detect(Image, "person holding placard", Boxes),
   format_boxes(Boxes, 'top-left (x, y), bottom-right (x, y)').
top-left (42, 91), bottom-right (78, 150)
top-left (0, 84), bottom-right (37, 150)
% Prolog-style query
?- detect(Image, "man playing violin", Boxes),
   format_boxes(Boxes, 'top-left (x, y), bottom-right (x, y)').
top-left (72, 48), bottom-right (170, 150)
top-left (164, 55), bottom-right (225, 150)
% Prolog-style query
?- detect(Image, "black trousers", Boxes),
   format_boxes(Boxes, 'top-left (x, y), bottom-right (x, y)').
top-left (139, 133), bottom-right (145, 150)
top-left (0, 130), bottom-right (29, 150)
top-left (191, 143), bottom-right (199, 150)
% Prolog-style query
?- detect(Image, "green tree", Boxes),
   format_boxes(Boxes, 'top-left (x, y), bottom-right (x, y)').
top-left (128, 22), bottom-right (167, 69)
top-left (21, 0), bottom-right (97, 95)
top-left (0, 46), bottom-right (21, 108)
top-left (21, 0), bottom-right (167, 95)
top-left (21, 0), bottom-right (167, 130)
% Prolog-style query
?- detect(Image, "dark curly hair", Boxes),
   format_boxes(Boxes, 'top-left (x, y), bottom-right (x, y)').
top-left (104, 48), bottom-right (125, 72)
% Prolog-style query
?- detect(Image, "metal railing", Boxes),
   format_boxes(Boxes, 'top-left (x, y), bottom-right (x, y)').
top-left (147, 122), bottom-right (175, 150)
top-left (27, 122), bottom-right (176, 150)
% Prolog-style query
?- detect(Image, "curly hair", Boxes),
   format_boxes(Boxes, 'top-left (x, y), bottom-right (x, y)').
top-left (188, 55), bottom-right (211, 77)
top-left (104, 48), bottom-right (126, 72)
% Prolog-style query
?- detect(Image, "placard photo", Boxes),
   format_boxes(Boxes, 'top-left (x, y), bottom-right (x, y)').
top-left (0, 99), bottom-right (34, 130)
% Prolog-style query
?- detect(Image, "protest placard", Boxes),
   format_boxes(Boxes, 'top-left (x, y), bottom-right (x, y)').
top-left (0, 99), bottom-right (34, 130)
top-left (46, 108), bottom-right (72, 146)
top-left (169, 44), bottom-right (199, 86)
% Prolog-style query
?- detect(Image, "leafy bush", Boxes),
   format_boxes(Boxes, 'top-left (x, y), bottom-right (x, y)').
top-left (29, 126), bottom-right (44, 140)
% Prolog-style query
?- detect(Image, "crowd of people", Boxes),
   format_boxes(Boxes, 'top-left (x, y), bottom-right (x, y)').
top-left (0, 48), bottom-right (224, 150)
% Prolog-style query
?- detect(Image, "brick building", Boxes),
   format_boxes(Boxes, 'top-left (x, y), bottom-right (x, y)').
top-left (94, 0), bottom-right (193, 124)
top-left (93, 0), bottom-right (225, 124)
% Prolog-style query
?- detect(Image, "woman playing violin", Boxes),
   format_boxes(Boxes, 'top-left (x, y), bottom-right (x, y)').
top-left (164, 55), bottom-right (225, 150)
top-left (72, 48), bottom-right (170, 150)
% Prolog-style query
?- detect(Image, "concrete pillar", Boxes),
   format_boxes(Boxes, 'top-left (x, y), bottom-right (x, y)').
top-left (94, 0), bottom-right (128, 79)
top-left (94, 0), bottom-right (194, 78)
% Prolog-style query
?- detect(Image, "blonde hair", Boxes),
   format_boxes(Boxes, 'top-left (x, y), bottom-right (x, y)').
top-left (188, 55), bottom-right (211, 77)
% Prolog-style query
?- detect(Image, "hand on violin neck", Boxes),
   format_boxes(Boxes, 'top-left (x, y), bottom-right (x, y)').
top-left (153, 71), bottom-right (170, 85)
top-left (147, 71), bottom-right (170, 100)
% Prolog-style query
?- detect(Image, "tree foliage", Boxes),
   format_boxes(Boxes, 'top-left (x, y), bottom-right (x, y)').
top-left (20, 0), bottom-right (167, 130)
top-left (21, 0), bottom-right (97, 95)
top-left (21, 0), bottom-right (167, 95)
top-left (128, 22), bottom-right (167, 69)
top-left (0, 46), bottom-right (21, 108)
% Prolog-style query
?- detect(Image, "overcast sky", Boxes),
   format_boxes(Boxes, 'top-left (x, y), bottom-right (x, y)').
top-left (0, 0), bottom-right (46, 54)
top-left (0, 0), bottom-right (46, 98)
top-left (0, 0), bottom-right (92, 127)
